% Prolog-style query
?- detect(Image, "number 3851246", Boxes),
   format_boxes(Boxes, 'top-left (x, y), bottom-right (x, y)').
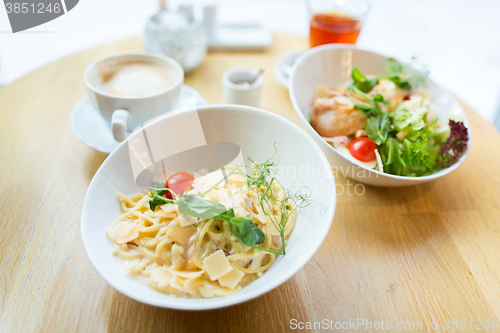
top-left (5, 2), bottom-right (61, 14)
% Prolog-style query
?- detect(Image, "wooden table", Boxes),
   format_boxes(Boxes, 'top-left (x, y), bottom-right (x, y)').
top-left (1, 34), bottom-right (500, 333)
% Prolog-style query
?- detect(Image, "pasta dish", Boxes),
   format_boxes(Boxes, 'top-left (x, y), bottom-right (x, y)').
top-left (107, 157), bottom-right (307, 298)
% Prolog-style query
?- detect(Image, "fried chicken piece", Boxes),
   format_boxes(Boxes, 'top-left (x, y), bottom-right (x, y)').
top-left (310, 95), bottom-right (366, 137)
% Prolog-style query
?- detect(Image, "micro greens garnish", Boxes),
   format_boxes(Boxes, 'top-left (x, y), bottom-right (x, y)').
top-left (146, 144), bottom-right (311, 256)
top-left (233, 146), bottom-right (311, 255)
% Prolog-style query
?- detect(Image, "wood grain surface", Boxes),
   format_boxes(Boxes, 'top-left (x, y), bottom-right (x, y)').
top-left (1, 34), bottom-right (500, 333)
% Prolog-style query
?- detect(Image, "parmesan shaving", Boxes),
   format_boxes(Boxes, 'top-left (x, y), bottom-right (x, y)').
top-left (374, 149), bottom-right (384, 173)
top-left (202, 250), bottom-right (233, 281)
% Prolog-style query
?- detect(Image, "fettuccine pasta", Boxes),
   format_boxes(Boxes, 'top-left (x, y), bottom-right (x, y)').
top-left (107, 167), bottom-right (297, 298)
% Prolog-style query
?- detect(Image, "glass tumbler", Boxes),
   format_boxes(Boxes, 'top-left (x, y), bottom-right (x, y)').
top-left (308, 0), bottom-right (371, 48)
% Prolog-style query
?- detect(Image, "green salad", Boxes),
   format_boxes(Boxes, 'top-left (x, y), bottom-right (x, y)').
top-left (310, 59), bottom-right (469, 177)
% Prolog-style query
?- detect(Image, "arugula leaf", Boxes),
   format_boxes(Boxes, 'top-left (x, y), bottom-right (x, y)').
top-left (149, 192), bottom-right (174, 212)
top-left (151, 182), bottom-right (166, 196)
top-left (351, 68), bottom-right (379, 93)
top-left (177, 194), bottom-right (227, 219)
top-left (149, 190), bottom-right (265, 246)
top-left (215, 209), bottom-right (265, 246)
top-left (365, 110), bottom-right (391, 145)
top-left (235, 218), bottom-right (266, 246)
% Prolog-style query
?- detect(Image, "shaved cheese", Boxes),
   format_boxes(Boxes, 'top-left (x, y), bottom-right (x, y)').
top-left (198, 286), bottom-right (216, 298)
top-left (150, 267), bottom-right (172, 288)
top-left (202, 250), bottom-right (233, 281)
top-left (199, 284), bottom-right (240, 297)
top-left (234, 207), bottom-right (248, 218)
top-left (170, 275), bottom-right (186, 291)
top-left (160, 204), bottom-right (177, 214)
top-left (155, 209), bottom-right (176, 219)
top-left (116, 223), bottom-right (140, 244)
top-left (190, 181), bottom-right (205, 193)
top-left (197, 170), bottom-right (225, 189)
top-left (184, 187), bottom-right (200, 196)
top-left (164, 267), bottom-right (204, 278)
top-left (374, 149), bottom-right (384, 173)
top-left (178, 214), bottom-right (198, 227)
top-left (227, 173), bottom-right (246, 184)
top-left (171, 244), bottom-right (185, 270)
top-left (205, 189), bottom-right (219, 202)
top-left (167, 223), bottom-right (196, 245)
top-left (218, 189), bottom-right (232, 209)
top-left (218, 267), bottom-right (245, 289)
top-left (184, 277), bottom-right (206, 294)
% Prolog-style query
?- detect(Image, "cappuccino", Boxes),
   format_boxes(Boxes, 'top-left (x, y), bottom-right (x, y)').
top-left (96, 61), bottom-right (177, 97)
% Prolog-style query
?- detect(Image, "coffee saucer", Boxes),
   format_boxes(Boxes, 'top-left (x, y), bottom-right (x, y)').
top-left (70, 85), bottom-right (207, 153)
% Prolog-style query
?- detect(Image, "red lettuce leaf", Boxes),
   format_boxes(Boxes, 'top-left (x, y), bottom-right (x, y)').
top-left (437, 120), bottom-right (469, 168)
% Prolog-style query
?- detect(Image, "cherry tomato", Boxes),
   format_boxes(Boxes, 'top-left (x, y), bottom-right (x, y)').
top-left (403, 94), bottom-right (411, 101)
top-left (348, 137), bottom-right (377, 162)
top-left (165, 172), bottom-right (195, 199)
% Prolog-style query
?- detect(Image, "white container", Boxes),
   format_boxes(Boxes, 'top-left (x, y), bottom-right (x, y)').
top-left (222, 67), bottom-right (263, 107)
top-left (84, 52), bottom-right (184, 142)
top-left (81, 105), bottom-right (336, 310)
top-left (289, 44), bottom-right (471, 187)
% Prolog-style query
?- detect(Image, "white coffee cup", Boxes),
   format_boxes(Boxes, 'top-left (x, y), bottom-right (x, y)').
top-left (222, 67), bottom-right (263, 107)
top-left (84, 52), bottom-right (184, 142)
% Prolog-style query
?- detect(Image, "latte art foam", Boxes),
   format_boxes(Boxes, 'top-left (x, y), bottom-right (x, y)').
top-left (97, 62), bottom-right (177, 97)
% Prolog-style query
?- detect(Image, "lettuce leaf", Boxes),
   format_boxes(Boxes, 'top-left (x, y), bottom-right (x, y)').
top-left (436, 120), bottom-right (468, 169)
top-left (365, 112), bottom-right (391, 145)
top-left (379, 112), bottom-right (439, 177)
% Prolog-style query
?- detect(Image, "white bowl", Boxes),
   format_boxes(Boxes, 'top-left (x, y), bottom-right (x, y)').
top-left (81, 104), bottom-right (336, 310)
top-left (289, 44), bottom-right (471, 187)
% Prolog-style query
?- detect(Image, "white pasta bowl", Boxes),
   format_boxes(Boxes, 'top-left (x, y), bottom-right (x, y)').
top-left (289, 44), bottom-right (471, 187)
top-left (81, 104), bottom-right (336, 310)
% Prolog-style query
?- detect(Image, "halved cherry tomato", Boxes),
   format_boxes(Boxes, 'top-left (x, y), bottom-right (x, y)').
top-left (348, 137), bottom-right (377, 162)
top-left (165, 172), bottom-right (195, 199)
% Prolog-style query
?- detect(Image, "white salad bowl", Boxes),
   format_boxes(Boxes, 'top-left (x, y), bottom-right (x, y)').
top-left (81, 104), bottom-right (336, 310)
top-left (289, 44), bottom-right (471, 187)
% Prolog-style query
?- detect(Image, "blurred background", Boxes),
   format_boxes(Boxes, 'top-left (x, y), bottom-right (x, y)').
top-left (1, 0), bottom-right (499, 123)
